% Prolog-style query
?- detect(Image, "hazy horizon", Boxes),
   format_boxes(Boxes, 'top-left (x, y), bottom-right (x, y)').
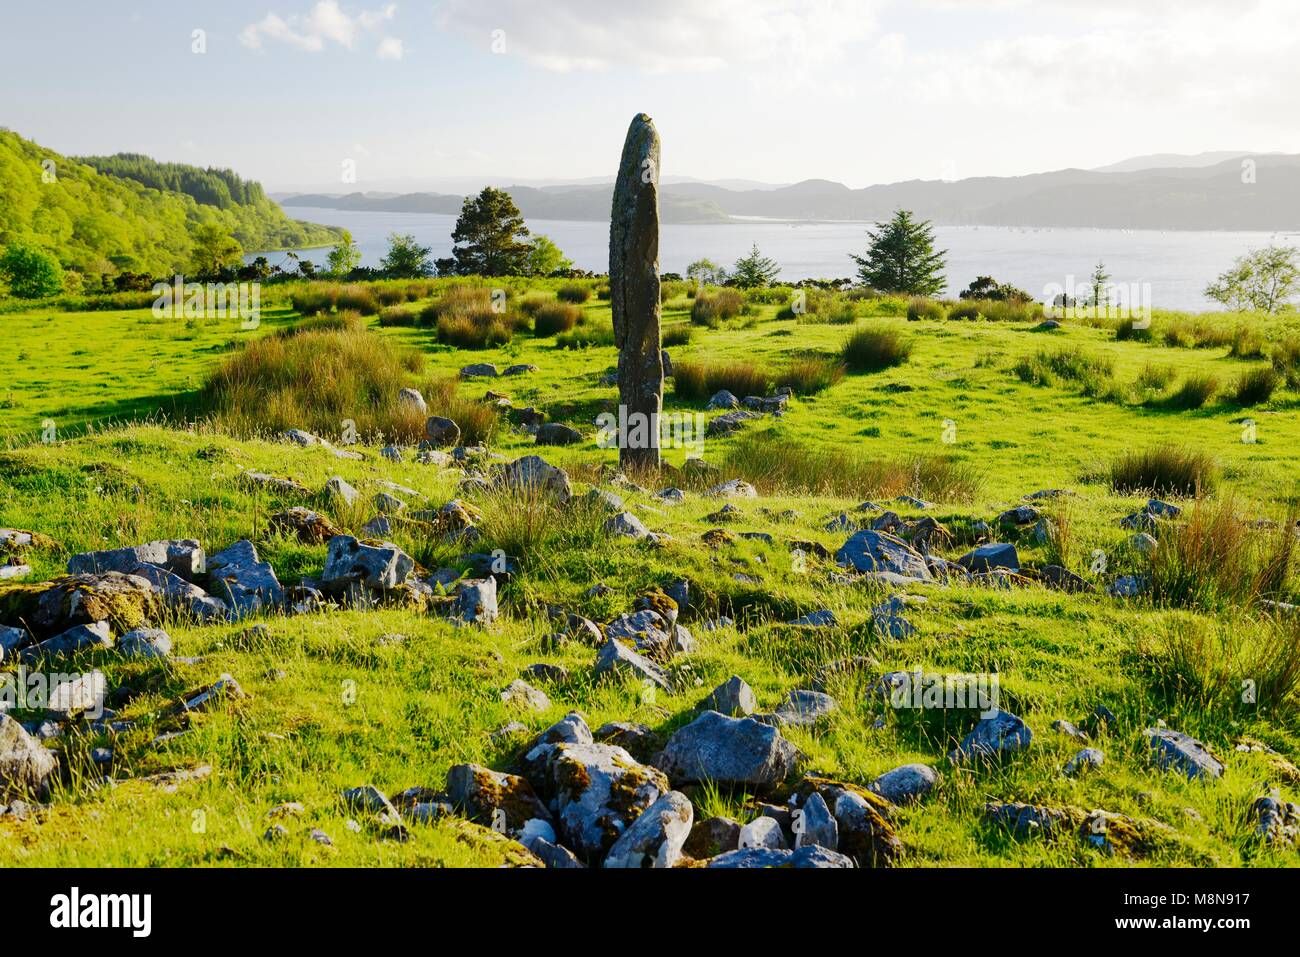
top-left (3, 0), bottom-right (1298, 192)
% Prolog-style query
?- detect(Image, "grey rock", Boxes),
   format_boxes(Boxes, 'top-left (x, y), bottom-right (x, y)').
top-left (524, 740), bottom-right (668, 861)
top-left (593, 639), bottom-right (670, 691)
top-left (398, 387), bottom-right (427, 414)
top-left (0, 713), bottom-right (57, 798)
top-left (603, 511), bottom-right (651, 539)
top-left (1147, 498), bottom-right (1181, 519)
top-left (706, 389), bottom-right (739, 410)
top-left (604, 790), bottom-right (693, 868)
top-left (738, 815), bottom-right (787, 850)
top-left (583, 488), bottom-right (625, 513)
top-left (948, 709), bottom-right (1032, 763)
top-left (957, 542), bottom-right (1020, 572)
top-left (795, 791), bottom-right (838, 849)
top-left (459, 363), bottom-right (499, 378)
top-left (128, 563), bottom-right (229, 622)
top-left (452, 577), bottom-right (498, 625)
top-left (535, 422), bottom-right (583, 446)
top-left (501, 679), bottom-right (551, 712)
top-left (788, 609), bottom-right (837, 628)
top-left (997, 505), bottom-right (1040, 526)
top-left (492, 455), bottom-right (573, 503)
top-left (705, 478), bottom-right (758, 498)
top-left (525, 836), bottom-right (586, 868)
top-left (702, 675), bottom-right (756, 716)
top-left (68, 539), bottom-right (205, 582)
top-left (45, 670), bottom-right (107, 715)
top-left (1064, 747), bottom-right (1105, 776)
top-left (21, 620), bottom-right (112, 663)
top-left (761, 689), bottom-right (837, 728)
top-left (870, 763), bottom-right (940, 804)
top-left (835, 530), bottom-right (932, 580)
top-left (1145, 728), bottom-right (1223, 780)
top-left (447, 763), bottom-right (551, 833)
top-left (655, 711), bottom-right (799, 788)
top-left (118, 627), bottom-right (172, 659)
top-left (320, 535), bottom-right (414, 592)
top-left (207, 540), bottom-right (285, 615)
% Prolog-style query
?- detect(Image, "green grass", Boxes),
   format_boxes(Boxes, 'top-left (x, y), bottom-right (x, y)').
top-left (2, 283), bottom-right (1300, 868)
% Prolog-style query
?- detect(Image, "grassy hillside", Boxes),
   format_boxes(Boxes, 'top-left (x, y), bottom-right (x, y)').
top-left (0, 130), bottom-right (344, 281)
top-left (2, 280), bottom-right (1298, 867)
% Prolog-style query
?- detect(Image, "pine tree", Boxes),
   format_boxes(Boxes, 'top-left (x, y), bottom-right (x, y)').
top-left (443, 187), bottom-right (531, 276)
top-left (730, 244), bottom-right (780, 288)
top-left (850, 209), bottom-right (947, 295)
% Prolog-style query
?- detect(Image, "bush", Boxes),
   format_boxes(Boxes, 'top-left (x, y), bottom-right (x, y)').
top-left (907, 297), bottom-right (945, 321)
top-left (1234, 366), bottom-right (1279, 405)
top-left (278, 309), bottom-right (366, 337)
top-left (556, 322), bottom-right (615, 349)
top-left (518, 294), bottom-right (549, 317)
top-left (375, 285), bottom-right (408, 306)
top-left (1135, 363), bottom-right (1177, 393)
top-left (946, 301), bottom-right (981, 321)
top-left (203, 323), bottom-right (474, 444)
top-left (674, 359), bottom-right (774, 400)
top-left (377, 305), bottom-right (416, 327)
top-left (556, 282), bottom-right (592, 304)
top-left (334, 284), bottom-right (381, 315)
top-left (1169, 373), bottom-right (1219, 409)
top-left (773, 355), bottom-right (846, 395)
top-left (1148, 497), bottom-right (1295, 611)
top-left (532, 301), bottom-right (581, 337)
top-left (700, 432), bottom-right (982, 501)
top-left (1013, 347), bottom-right (1114, 395)
top-left (840, 325), bottom-right (913, 372)
top-left (1115, 318), bottom-right (1154, 342)
top-left (691, 289), bottom-right (745, 327)
top-left (436, 307), bottom-right (515, 349)
top-left (1110, 445), bottom-right (1218, 496)
top-left (1229, 325), bottom-right (1266, 359)
top-left (290, 285), bottom-right (336, 316)
top-left (662, 324), bottom-right (695, 347)
top-left (1271, 335), bottom-right (1300, 389)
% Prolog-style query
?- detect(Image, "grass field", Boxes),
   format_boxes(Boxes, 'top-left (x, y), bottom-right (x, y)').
top-left (2, 279), bottom-right (1299, 867)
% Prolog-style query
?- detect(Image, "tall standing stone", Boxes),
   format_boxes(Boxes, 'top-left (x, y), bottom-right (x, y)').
top-left (609, 113), bottom-right (663, 471)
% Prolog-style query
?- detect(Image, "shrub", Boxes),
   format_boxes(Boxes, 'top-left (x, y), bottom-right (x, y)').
top-left (334, 284), bottom-right (380, 315)
top-left (1135, 363), bottom-right (1177, 393)
top-left (1014, 347), bottom-right (1114, 388)
top-left (840, 325), bottom-right (914, 372)
top-left (1234, 366), bottom-right (1279, 405)
top-left (1110, 445), bottom-right (1218, 496)
top-left (1114, 318), bottom-right (1153, 342)
top-left (375, 285), bottom-right (408, 306)
top-left (662, 325), bottom-right (695, 347)
top-left (1169, 373), bottom-right (1219, 409)
top-left (203, 324), bottom-right (473, 444)
top-left (1143, 615), bottom-right (1300, 719)
top-left (556, 282), bottom-right (592, 304)
top-left (1229, 325), bottom-right (1266, 359)
top-left (595, 284), bottom-right (611, 301)
top-left (1271, 335), bottom-right (1300, 389)
top-left (278, 309), bottom-right (366, 337)
top-left (674, 359), bottom-right (773, 400)
top-left (945, 301), bottom-right (981, 321)
top-left (773, 355), bottom-right (846, 395)
top-left (1148, 497), bottom-right (1295, 611)
top-left (691, 289), bottom-right (745, 327)
top-left (436, 307), bottom-right (514, 349)
top-left (518, 294), bottom-right (549, 317)
top-left (907, 297), bottom-right (945, 321)
top-left (556, 322), bottom-right (615, 349)
top-left (532, 301), bottom-right (581, 337)
top-left (377, 305), bottom-right (416, 327)
top-left (289, 285), bottom-right (337, 316)
top-left (699, 432), bottom-right (982, 501)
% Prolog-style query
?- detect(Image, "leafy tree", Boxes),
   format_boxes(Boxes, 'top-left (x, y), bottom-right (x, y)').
top-left (730, 244), bottom-right (780, 288)
top-left (1205, 245), bottom-right (1299, 313)
top-left (326, 231), bottom-right (362, 277)
top-left (851, 209), bottom-right (947, 296)
top-left (0, 240), bottom-right (65, 298)
top-left (443, 187), bottom-right (531, 276)
top-left (1088, 260), bottom-right (1111, 308)
top-left (380, 232), bottom-right (434, 279)
top-left (189, 223), bottom-right (243, 277)
top-left (959, 275), bottom-right (1033, 302)
top-left (687, 257), bottom-right (726, 285)
top-left (525, 234), bottom-right (573, 276)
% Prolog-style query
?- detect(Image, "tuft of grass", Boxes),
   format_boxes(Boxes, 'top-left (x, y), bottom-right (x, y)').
top-left (1148, 497), bottom-right (1295, 612)
top-left (1270, 335), bottom-right (1300, 389)
top-left (907, 297), bottom-right (945, 322)
top-left (1110, 445), bottom-right (1218, 497)
top-left (556, 283), bottom-right (592, 304)
top-left (531, 301), bottom-right (581, 337)
top-left (840, 325), bottom-right (913, 372)
top-left (203, 324), bottom-right (457, 443)
top-left (674, 359), bottom-right (773, 400)
top-left (1168, 373), bottom-right (1219, 410)
top-left (691, 289), bottom-right (745, 328)
top-left (555, 321), bottom-right (615, 349)
top-left (1233, 366), bottom-right (1279, 406)
top-left (661, 324), bottom-right (695, 347)
top-left (436, 308), bottom-right (515, 349)
top-left (377, 305), bottom-right (417, 327)
top-left (773, 355), bottom-right (845, 395)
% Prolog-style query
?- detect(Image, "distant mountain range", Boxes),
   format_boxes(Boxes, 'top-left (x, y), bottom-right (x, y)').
top-left (278, 153), bottom-right (1300, 230)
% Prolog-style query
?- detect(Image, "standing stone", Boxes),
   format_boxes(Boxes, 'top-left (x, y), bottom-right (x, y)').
top-left (609, 113), bottom-right (663, 470)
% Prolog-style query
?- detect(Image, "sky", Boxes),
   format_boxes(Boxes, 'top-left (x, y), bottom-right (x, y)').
top-left (2, 0), bottom-right (1298, 192)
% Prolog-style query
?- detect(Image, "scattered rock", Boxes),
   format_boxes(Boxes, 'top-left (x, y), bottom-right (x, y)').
top-left (1145, 728), bottom-right (1223, 780)
top-left (655, 711), bottom-right (799, 788)
top-left (535, 423), bottom-right (583, 446)
top-left (870, 763), bottom-right (940, 805)
top-left (948, 710), bottom-right (1032, 763)
top-left (604, 790), bottom-right (693, 868)
top-left (701, 675), bottom-right (756, 716)
top-left (835, 530), bottom-right (932, 580)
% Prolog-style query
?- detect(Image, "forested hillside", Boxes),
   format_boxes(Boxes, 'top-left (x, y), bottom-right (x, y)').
top-left (0, 130), bottom-right (344, 282)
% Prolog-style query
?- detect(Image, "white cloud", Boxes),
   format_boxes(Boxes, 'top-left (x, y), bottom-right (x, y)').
top-left (241, 1), bottom-right (401, 59)
top-left (433, 0), bottom-right (884, 73)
